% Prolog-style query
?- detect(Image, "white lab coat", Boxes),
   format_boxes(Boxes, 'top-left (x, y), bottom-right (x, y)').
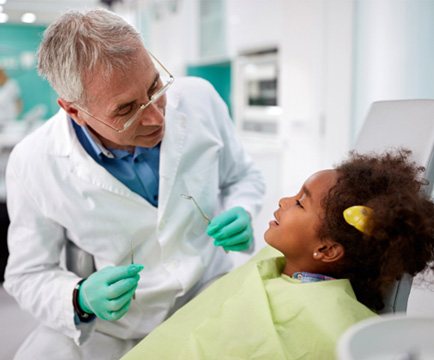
top-left (4, 77), bottom-right (265, 346)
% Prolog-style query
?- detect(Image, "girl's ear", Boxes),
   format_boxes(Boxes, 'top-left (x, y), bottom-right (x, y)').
top-left (313, 240), bottom-right (344, 263)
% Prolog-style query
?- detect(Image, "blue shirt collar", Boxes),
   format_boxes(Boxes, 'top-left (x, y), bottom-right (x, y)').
top-left (71, 117), bottom-right (160, 159)
top-left (109, 144), bottom-right (161, 160)
top-left (292, 272), bottom-right (335, 283)
top-left (71, 117), bottom-right (114, 159)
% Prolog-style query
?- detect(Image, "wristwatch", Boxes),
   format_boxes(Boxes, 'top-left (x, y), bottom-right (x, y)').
top-left (72, 279), bottom-right (96, 323)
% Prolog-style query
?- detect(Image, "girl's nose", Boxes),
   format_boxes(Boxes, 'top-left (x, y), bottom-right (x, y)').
top-left (278, 197), bottom-right (290, 208)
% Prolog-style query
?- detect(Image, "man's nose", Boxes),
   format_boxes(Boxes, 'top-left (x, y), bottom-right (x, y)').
top-left (140, 102), bottom-right (165, 125)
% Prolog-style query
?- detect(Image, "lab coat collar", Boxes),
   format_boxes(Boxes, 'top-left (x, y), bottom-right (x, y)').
top-left (48, 102), bottom-right (188, 210)
top-left (48, 109), bottom-right (74, 157)
top-left (158, 102), bottom-right (187, 218)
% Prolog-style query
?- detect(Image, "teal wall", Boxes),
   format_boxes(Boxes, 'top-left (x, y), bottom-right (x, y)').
top-left (0, 24), bottom-right (58, 120)
top-left (187, 61), bottom-right (232, 115)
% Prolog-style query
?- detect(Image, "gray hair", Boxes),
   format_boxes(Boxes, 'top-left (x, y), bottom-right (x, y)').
top-left (37, 8), bottom-right (143, 103)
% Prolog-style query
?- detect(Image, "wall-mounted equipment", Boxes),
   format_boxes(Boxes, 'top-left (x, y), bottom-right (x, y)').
top-left (233, 49), bottom-right (281, 137)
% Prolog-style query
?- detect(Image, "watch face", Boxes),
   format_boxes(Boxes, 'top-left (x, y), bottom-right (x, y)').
top-left (81, 312), bottom-right (90, 319)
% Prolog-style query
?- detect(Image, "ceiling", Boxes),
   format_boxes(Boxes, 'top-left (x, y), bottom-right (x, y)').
top-left (1, 0), bottom-right (109, 25)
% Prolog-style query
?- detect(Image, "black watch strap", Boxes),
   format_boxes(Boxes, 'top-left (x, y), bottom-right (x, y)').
top-left (72, 279), bottom-right (96, 323)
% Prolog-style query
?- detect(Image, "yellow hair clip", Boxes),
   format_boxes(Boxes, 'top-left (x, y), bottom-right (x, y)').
top-left (343, 205), bottom-right (373, 235)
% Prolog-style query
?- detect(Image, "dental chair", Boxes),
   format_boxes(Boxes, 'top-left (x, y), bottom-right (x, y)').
top-left (335, 99), bottom-right (434, 359)
top-left (354, 99), bottom-right (434, 314)
top-left (337, 314), bottom-right (434, 359)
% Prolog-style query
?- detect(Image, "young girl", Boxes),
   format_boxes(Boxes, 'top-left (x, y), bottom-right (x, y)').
top-left (123, 149), bottom-right (434, 360)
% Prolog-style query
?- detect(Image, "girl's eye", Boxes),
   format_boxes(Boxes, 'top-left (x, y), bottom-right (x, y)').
top-left (296, 199), bottom-right (304, 209)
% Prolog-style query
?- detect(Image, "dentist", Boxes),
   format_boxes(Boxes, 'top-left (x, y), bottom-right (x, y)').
top-left (4, 9), bottom-right (265, 359)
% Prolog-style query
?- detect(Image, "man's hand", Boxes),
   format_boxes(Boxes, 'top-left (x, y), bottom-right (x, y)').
top-left (78, 264), bottom-right (143, 321)
top-left (207, 207), bottom-right (253, 252)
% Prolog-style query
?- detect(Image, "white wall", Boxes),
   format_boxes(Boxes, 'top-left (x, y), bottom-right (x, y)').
top-left (225, 0), bottom-right (283, 56)
top-left (323, 0), bottom-right (354, 166)
top-left (278, 0), bottom-right (327, 197)
top-left (353, 0), bottom-right (434, 139)
top-left (234, 0), bottom-right (354, 196)
top-left (122, 0), bottom-right (198, 76)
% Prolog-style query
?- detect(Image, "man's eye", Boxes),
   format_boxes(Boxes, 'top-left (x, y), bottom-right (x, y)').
top-left (149, 79), bottom-right (162, 98)
top-left (117, 104), bottom-right (134, 116)
top-left (296, 200), bottom-right (304, 209)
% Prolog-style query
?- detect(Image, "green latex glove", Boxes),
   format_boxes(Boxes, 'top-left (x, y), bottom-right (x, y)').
top-left (207, 207), bottom-right (253, 252)
top-left (78, 264), bottom-right (144, 321)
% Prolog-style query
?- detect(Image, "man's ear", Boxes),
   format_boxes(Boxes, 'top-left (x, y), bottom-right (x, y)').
top-left (57, 98), bottom-right (85, 126)
top-left (314, 240), bottom-right (344, 263)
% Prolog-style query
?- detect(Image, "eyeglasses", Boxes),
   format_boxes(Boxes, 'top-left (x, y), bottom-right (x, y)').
top-left (76, 52), bottom-right (174, 133)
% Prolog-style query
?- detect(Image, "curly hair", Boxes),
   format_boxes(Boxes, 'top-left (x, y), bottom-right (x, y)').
top-left (318, 149), bottom-right (434, 311)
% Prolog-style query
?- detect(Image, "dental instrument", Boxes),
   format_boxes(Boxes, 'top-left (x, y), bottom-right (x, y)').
top-left (131, 239), bottom-right (135, 300)
top-left (180, 194), bottom-right (211, 223)
top-left (180, 194), bottom-right (228, 253)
